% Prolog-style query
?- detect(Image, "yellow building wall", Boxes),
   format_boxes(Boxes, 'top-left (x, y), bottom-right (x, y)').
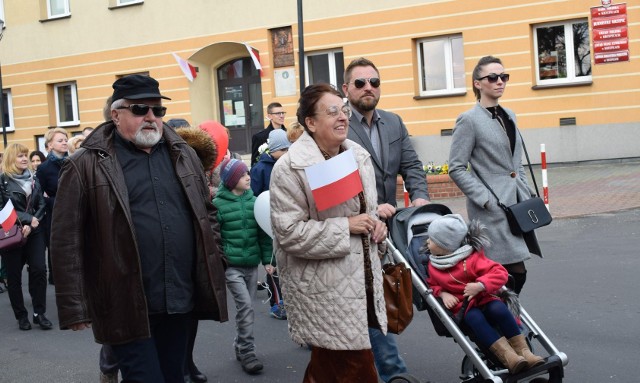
top-left (0, 0), bottom-right (638, 156)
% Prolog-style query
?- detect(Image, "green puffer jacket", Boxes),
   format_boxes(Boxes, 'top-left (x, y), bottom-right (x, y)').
top-left (213, 185), bottom-right (273, 267)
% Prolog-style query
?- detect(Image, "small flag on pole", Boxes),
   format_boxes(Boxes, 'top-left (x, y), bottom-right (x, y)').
top-left (244, 43), bottom-right (263, 76)
top-left (0, 200), bottom-right (18, 233)
top-left (305, 149), bottom-right (363, 211)
top-left (172, 53), bottom-right (198, 82)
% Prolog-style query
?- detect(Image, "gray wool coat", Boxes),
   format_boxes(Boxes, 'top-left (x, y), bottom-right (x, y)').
top-left (448, 103), bottom-right (535, 265)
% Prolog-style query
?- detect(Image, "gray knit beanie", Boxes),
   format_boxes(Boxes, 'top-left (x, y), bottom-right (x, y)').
top-left (268, 129), bottom-right (291, 153)
top-left (427, 214), bottom-right (468, 253)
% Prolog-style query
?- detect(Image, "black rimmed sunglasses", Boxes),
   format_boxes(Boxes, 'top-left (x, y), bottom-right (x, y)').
top-left (117, 104), bottom-right (167, 117)
top-left (477, 73), bottom-right (510, 83)
top-left (352, 77), bottom-right (381, 89)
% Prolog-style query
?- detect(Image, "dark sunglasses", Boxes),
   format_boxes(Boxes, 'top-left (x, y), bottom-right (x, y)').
top-left (477, 73), bottom-right (510, 83)
top-left (117, 104), bottom-right (167, 117)
top-left (352, 77), bottom-right (381, 89)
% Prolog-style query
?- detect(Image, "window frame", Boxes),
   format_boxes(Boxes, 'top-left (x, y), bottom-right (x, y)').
top-left (116, 0), bottom-right (143, 6)
top-left (1, 89), bottom-right (14, 133)
top-left (0, 0), bottom-right (5, 27)
top-left (533, 19), bottom-right (592, 86)
top-left (304, 49), bottom-right (344, 91)
top-left (53, 81), bottom-right (80, 127)
top-left (416, 34), bottom-right (466, 97)
top-left (46, 0), bottom-right (70, 19)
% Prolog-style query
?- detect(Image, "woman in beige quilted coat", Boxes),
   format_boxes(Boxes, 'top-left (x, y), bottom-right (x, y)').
top-left (270, 83), bottom-right (388, 383)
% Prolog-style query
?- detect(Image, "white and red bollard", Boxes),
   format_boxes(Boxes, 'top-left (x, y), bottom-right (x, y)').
top-left (541, 144), bottom-right (549, 211)
top-left (403, 182), bottom-right (410, 207)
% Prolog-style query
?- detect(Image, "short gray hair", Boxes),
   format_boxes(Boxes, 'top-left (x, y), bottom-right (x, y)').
top-left (111, 98), bottom-right (127, 111)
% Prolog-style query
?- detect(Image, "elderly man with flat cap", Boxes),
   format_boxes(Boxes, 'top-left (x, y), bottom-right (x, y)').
top-left (51, 74), bottom-right (228, 382)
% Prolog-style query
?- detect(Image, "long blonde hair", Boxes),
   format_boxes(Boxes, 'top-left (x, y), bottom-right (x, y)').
top-left (1, 143), bottom-right (30, 176)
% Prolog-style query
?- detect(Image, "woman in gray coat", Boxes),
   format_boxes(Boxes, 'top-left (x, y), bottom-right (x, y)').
top-left (449, 56), bottom-right (539, 294)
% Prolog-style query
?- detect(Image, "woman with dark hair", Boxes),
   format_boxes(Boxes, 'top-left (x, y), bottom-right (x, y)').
top-left (29, 151), bottom-right (46, 171)
top-left (448, 56), bottom-right (541, 294)
top-left (270, 83), bottom-right (388, 382)
top-left (0, 143), bottom-right (50, 330)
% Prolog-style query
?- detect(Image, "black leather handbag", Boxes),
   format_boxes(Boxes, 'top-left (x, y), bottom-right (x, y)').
top-left (475, 131), bottom-right (552, 235)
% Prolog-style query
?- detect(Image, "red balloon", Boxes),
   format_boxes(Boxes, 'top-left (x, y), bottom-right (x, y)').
top-left (198, 120), bottom-right (229, 169)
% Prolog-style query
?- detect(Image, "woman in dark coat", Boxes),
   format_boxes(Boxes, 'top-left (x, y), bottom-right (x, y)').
top-left (35, 127), bottom-right (68, 285)
top-left (0, 143), bottom-right (51, 330)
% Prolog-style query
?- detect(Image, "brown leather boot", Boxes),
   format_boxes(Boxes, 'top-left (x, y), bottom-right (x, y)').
top-left (489, 336), bottom-right (527, 374)
top-left (508, 334), bottom-right (545, 369)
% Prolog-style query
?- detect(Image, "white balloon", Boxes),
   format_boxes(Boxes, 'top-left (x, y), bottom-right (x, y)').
top-left (254, 190), bottom-right (273, 239)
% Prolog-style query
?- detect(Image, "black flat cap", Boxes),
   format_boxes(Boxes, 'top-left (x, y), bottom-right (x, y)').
top-left (112, 74), bottom-right (171, 102)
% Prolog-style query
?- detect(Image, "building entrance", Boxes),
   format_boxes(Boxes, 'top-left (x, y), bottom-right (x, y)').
top-left (217, 57), bottom-right (264, 154)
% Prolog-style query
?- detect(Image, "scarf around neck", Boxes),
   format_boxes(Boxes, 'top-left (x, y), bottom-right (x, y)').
top-left (47, 151), bottom-right (68, 167)
top-left (10, 169), bottom-right (34, 197)
top-left (429, 244), bottom-right (474, 270)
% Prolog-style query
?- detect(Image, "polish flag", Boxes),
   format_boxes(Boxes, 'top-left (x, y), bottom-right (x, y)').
top-left (0, 200), bottom-right (18, 233)
top-left (172, 53), bottom-right (198, 82)
top-left (305, 149), bottom-right (363, 211)
top-left (244, 43), bottom-right (263, 77)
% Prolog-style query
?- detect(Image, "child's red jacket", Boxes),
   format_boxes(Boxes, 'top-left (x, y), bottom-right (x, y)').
top-left (427, 250), bottom-right (508, 316)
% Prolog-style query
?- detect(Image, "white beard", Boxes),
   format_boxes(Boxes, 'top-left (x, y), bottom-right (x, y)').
top-left (134, 122), bottom-right (162, 148)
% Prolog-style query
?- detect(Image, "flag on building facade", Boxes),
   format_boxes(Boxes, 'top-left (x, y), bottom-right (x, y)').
top-left (244, 43), bottom-right (263, 76)
top-left (305, 149), bottom-right (363, 211)
top-left (172, 53), bottom-right (198, 82)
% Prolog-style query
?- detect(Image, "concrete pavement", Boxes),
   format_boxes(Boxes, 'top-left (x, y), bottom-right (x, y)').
top-left (426, 158), bottom-right (640, 220)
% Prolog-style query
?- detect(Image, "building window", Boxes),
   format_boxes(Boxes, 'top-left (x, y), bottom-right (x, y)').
top-left (117, 0), bottom-right (143, 5)
top-left (305, 50), bottom-right (344, 92)
top-left (534, 19), bottom-right (591, 85)
top-left (47, 0), bottom-right (70, 18)
top-left (54, 82), bottom-right (79, 126)
top-left (417, 35), bottom-right (465, 97)
top-left (36, 135), bottom-right (47, 154)
top-left (2, 89), bottom-right (14, 133)
top-left (0, 0), bottom-right (5, 26)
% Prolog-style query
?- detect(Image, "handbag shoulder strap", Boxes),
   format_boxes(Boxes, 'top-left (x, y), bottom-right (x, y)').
top-left (471, 167), bottom-right (508, 212)
top-left (472, 127), bottom-right (541, 207)
top-left (517, 130), bottom-right (540, 197)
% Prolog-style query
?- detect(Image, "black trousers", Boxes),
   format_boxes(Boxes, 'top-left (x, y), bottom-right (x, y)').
top-left (1, 229), bottom-right (47, 320)
top-left (111, 313), bottom-right (189, 383)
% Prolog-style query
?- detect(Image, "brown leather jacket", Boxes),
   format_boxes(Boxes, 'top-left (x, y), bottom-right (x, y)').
top-left (51, 121), bottom-right (228, 345)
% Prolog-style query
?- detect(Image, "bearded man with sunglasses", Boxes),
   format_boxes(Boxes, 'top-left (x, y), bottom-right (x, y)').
top-left (344, 58), bottom-right (429, 382)
top-left (51, 74), bottom-right (228, 383)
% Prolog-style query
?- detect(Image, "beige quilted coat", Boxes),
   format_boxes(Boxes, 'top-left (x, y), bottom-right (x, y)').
top-left (270, 131), bottom-right (387, 350)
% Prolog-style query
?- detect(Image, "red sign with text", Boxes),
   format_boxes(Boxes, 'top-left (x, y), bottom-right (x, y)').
top-left (591, 3), bottom-right (626, 18)
top-left (592, 26), bottom-right (628, 41)
top-left (590, 3), bottom-right (629, 64)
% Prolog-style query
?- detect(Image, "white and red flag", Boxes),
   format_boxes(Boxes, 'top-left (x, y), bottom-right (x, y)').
top-left (0, 200), bottom-right (18, 232)
top-left (172, 53), bottom-right (198, 82)
top-left (305, 149), bottom-right (363, 211)
top-left (244, 43), bottom-right (263, 77)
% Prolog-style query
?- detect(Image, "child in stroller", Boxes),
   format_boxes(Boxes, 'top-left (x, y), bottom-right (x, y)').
top-left (385, 203), bottom-right (568, 382)
top-left (423, 214), bottom-right (544, 374)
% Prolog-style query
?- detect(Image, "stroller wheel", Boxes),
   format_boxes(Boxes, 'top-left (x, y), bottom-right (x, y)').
top-left (388, 373), bottom-right (422, 383)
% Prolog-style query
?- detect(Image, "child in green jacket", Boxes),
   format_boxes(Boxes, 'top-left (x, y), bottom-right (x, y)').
top-left (213, 158), bottom-right (273, 375)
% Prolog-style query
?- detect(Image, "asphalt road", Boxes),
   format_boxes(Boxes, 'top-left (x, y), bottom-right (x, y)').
top-left (1, 209), bottom-right (638, 383)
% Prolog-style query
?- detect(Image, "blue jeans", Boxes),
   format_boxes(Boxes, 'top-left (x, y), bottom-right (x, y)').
top-left (464, 300), bottom-right (521, 348)
top-left (368, 327), bottom-right (408, 382)
top-left (111, 313), bottom-right (189, 383)
top-left (225, 266), bottom-right (258, 355)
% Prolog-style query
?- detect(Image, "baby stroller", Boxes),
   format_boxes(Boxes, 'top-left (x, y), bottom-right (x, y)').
top-left (385, 204), bottom-right (568, 383)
